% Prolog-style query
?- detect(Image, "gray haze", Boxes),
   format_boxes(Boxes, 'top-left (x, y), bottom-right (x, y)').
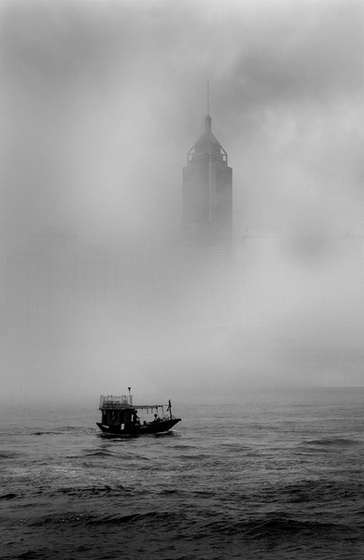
top-left (1, 0), bottom-right (364, 405)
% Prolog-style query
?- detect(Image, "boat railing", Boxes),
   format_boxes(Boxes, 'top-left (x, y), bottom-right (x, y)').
top-left (99, 395), bottom-right (131, 410)
top-left (99, 395), bottom-right (177, 419)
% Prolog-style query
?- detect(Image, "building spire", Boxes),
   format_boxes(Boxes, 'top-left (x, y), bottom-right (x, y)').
top-left (205, 80), bottom-right (211, 133)
top-left (207, 80), bottom-right (210, 116)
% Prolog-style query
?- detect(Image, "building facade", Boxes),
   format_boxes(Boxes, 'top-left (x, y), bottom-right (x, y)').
top-left (182, 113), bottom-right (232, 258)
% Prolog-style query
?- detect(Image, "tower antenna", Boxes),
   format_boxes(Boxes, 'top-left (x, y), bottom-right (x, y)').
top-left (205, 80), bottom-right (212, 133)
top-left (207, 80), bottom-right (210, 116)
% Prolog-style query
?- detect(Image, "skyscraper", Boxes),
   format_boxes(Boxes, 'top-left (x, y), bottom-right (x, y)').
top-left (182, 107), bottom-right (232, 258)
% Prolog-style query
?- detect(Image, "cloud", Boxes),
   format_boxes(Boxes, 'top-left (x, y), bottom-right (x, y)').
top-left (232, 1), bottom-right (364, 103)
top-left (0, 0), bottom-right (363, 402)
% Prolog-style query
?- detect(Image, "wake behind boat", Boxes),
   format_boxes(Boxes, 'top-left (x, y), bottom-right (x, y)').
top-left (96, 388), bottom-right (181, 435)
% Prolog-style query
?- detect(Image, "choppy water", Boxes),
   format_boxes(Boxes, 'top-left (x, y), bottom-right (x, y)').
top-left (1, 388), bottom-right (363, 559)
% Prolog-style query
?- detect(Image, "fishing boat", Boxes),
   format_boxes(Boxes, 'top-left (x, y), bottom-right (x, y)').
top-left (96, 388), bottom-right (181, 435)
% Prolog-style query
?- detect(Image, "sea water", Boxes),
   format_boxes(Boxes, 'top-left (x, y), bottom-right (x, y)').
top-left (1, 387), bottom-right (363, 559)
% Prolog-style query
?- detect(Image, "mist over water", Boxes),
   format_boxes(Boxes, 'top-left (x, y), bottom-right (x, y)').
top-left (1, 0), bottom-right (364, 405)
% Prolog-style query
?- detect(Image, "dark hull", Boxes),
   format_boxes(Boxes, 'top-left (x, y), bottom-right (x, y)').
top-left (96, 418), bottom-right (181, 436)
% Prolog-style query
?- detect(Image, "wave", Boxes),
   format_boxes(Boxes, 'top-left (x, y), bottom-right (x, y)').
top-left (153, 431), bottom-right (178, 438)
top-left (29, 509), bottom-right (182, 528)
top-left (176, 453), bottom-right (212, 461)
top-left (81, 449), bottom-right (115, 458)
top-left (51, 484), bottom-right (126, 498)
top-left (30, 512), bottom-right (95, 527)
top-left (158, 488), bottom-right (180, 495)
top-left (42, 484), bottom-right (151, 500)
top-left (218, 443), bottom-right (252, 452)
top-left (200, 513), bottom-right (354, 539)
top-left (0, 450), bottom-right (23, 460)
top-left (244, 517), bottom-right (353, 540)
top-left (31, 431), bottom-right (61, 436)
top-left (271, 478), bottom-right (364, 506)
top-left (31, 427), bottom-right (93, 436)
top-left (88, 510), bottom-right (184, 527)
top-left (302, 437), bottom-right (362, 447)
top-left (0, 492), bottom-right (18, 500)
top-left (11, 550), bottom-right (46, 559)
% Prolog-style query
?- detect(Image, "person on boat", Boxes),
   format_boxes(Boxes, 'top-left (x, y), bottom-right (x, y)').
top-left (153, 413), bottom-right (160, 422)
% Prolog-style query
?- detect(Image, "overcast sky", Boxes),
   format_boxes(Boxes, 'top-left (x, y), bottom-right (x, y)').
top-left (1, 0), bottom-right (363, 404)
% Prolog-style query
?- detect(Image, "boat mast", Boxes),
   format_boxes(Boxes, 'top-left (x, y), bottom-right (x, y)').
top-left (168, 399), bottom-right (172, 419)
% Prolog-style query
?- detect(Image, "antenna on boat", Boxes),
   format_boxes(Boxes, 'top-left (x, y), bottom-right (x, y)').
top-left (128, 386), bottom-right (132, 405)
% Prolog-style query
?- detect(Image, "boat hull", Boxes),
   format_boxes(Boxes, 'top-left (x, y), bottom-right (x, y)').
top-left (96, 418), bottom-right (181, 436)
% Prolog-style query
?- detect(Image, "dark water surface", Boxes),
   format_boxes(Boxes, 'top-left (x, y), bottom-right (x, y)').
top-left (1, 388), bottom-right (363, 559)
